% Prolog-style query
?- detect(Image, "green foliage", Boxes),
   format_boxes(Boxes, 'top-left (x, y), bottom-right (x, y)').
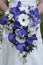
top-left (0, 11), bottom-right (3, 19)
top-left (40, 14), bottom-right (43, 38)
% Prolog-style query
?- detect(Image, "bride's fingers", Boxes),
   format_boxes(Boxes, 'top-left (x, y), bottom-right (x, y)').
top-left (2, 0), bottom-right (7, 3)
top-left (0, 0), bottom-right (8, 12)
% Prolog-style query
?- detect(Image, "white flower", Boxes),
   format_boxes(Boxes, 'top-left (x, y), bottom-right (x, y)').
top-left (19, 5), bottom-right (29, 13)
top-left (8, 13), bottom-right (13, 20)
top-left (28, 27), bottom-right (36, 37)
top-left (15, 36), bottom-right (26, 43)
top-left (18, 14), bottom-right (30, 27)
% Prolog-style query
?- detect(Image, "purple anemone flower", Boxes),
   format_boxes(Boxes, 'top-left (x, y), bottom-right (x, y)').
top-left (16, 1), bottom-right (22, 8)
top-left (34, 8), bottom-right (40, 19)
top-left (16, 43), bottom-right (24, 52)
top-left (8, 33), bottom-right (16, 43)
top-left (17, 29), bottom-right (28, 37)
top-left (0, 16), bottom-right (8, 25)
top-left (26, 38), bottom-right (33, 45)
top-left (14, 20), bottom-right (21, 27)
top-left (31, 34), bottom-right (37, 40)
top-left (26, 34), bottom-right (37, 46)
top-left (12, 25), bottom-right (20, 30)
top-left (33, 18), bottom-right (40, 26)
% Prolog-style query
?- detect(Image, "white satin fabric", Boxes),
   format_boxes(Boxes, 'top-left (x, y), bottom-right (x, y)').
top-left (9, 0), bottom-right (37, 8)
top-left (0, 0), bottom-right (43, 65)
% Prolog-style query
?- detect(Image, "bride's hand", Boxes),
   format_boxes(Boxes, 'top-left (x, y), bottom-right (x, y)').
top-left (38, 0), bottom-right (43, 14)
top-left (0, 0), bottom-right (8, 12)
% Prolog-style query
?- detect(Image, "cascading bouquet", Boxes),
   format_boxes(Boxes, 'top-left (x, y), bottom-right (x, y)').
top-left (0, 1), bottom-right (40, 60)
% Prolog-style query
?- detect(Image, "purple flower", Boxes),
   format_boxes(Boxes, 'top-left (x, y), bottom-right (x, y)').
top-left (16, 43), bottom-right (24, 52)
top-left (26, 38), bottom-right (33, 45)
top-left (33, 18), bottom-right (40, 26)
top-left (8, 33), bottom-right (16, 43)
top-left (14, 20), bottom-right (21, 27)
top-left (31, 34), bottom-right (37, 40)
top-left (16, 1), bottom-right (22, 8)
top-left (29, 10), bottom-right (34, 17)
top-left (11, 1), bottom-right (22, 19)
top-left (11, 1), bottom-right (26, 19)
top-left (26, 34), bottom-right (37, 46)
top-left (34, 8), bottom-right (40, 19)
top-left (12, 25), bottom-right (20, 30)
top-left (17, 29), bottom-right (28, 37)
top-left (0, 16), bottom-right (8, 25)
top-left (34, 8), bottom-right (39, 15)
top-left (11, 7), bottom-right (20, 19)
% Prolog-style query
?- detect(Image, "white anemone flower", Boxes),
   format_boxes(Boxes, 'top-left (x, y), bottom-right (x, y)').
top-left (19, 5), bottom-right (29, 13)
top-left (15, 36), bottom-right (26, 43)
top-left (18, 14), bottom-right (30, 27)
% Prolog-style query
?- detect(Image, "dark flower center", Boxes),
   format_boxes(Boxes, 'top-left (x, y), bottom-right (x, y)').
top-left (22, 19), bottom-right (25, 22)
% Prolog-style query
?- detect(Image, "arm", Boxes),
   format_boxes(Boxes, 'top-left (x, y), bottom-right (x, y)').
top-left (0, 0), bottom-right (8, 12)
top-left (38, 0), bottom-right (43, 14)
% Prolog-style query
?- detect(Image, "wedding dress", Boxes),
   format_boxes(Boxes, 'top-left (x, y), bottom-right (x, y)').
top-left (0, 0), bottom-right (43, 65)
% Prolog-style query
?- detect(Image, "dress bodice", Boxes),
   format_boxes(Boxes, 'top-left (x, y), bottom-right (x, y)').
top-left (9, 0), bottom-right (37, 8)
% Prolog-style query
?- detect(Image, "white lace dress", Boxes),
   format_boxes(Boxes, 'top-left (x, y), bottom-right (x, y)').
top-left (0, 0), bottom-right (43, 65)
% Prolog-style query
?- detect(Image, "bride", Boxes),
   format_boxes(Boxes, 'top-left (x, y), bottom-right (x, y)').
top-left (0, 0), bottom-right (43, 65)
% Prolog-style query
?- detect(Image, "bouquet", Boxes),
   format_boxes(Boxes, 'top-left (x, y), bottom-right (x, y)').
top-left (0, 1), bottom-right (40, 62)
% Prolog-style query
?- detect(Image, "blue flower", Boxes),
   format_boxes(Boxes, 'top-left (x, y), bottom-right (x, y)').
top-left (33, 18), bottom-right (40, 26)
top-left (0, 16), bottom-right (8, 25)
top-left (16, 1), bottom-right (22, 8)
top-left (11, 1), bottom-right (26, 19)
top-left (26, 38), bottom-right (33, 46)
top-left (34, 8), bottom-right (40, 19)
top-left (17, 29), bottom-right (28, 37)
top-left (8, 33), bottom-right (16, 43)
top-left (16, 43), bottom-right (24, 52)
top-left (34, 8), bottom-right (39, 16)
top-left (29, 10), bottom-right (34, 17)
top-left (26, 34), bottom-right (37, 46)
top-left (14, 20), bottom-right (21, 27)
top-left (11, 2), bottom-right (22, 19)
top-left (11, 7), bottom-right (20, 19)
top-left (31, 34), bottom-right (37, 40)
top-left (12, 25), bottom-right (20, 30)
